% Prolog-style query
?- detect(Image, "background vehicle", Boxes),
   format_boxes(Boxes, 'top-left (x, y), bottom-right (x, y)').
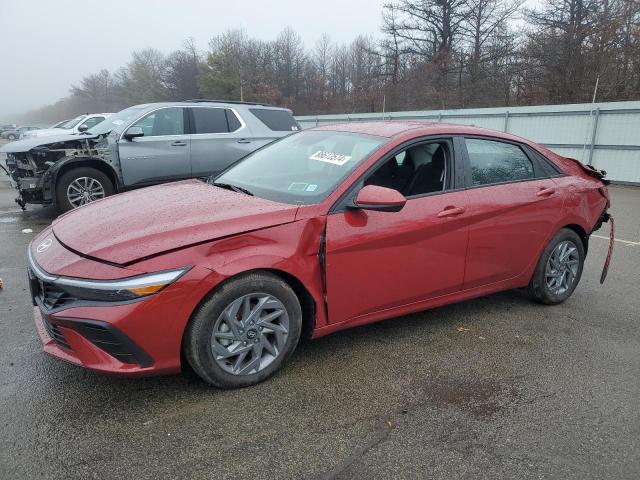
top-left (0, 124), bottom-right (17, 134)
top-left (1, 126), bottom-right (39, 140)
top-left (1, 100), bottom-right (300, 212)
top-left (21, 113), bottom-right (113, 139)
top-left (26, 122), bottom-right (611, 388)
top-left (50, 119), bottom-right (70, 128)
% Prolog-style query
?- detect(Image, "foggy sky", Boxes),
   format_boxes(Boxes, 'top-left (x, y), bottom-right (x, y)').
top-left (0, 0), bottom-right (542, 119)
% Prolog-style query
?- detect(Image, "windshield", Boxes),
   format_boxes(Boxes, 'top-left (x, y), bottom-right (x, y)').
top-left (57, 115), bottom-right (86, 129)
top-left (215, 130), bottom-right (386, 204)
top-left (87, 106), bottom-right (146, 135)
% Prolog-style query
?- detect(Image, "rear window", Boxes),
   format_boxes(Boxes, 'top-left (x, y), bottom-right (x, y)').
top-left (249, 108), bottom-right (300, 132)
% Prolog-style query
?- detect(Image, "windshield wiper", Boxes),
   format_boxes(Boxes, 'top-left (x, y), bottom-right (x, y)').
top-left (212, 182), bottom-right (253, 196)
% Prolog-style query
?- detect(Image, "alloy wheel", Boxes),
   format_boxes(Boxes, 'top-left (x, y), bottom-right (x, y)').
top-left (66, 176), bottom-right (105, 208)
top-left (211, 293), bottom-right (289, 375)
top-left (545, 240), bottom-right (580, 295)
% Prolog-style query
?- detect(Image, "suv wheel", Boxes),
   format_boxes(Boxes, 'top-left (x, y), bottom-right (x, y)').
top-left (184, 271), bottom-right (302, 388)
top-left (56, 167), bottom-right (114, 213)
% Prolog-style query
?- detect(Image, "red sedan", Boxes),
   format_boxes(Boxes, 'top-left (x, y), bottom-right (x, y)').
top-left (28, 122), bottom-right (612, 388)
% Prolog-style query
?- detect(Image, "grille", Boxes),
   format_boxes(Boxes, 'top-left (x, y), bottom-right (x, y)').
top-left (77, 324), bottom-right (138, 364)
top-left (29, 268), bottom-right (75, 311)
top-left (42, 316), bottom-right (71, 350)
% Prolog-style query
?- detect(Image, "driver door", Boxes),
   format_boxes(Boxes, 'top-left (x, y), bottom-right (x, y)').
top-left (118, 107), bottom-right (191, 187)
top-left (324, 138), bottom-right (470, 325)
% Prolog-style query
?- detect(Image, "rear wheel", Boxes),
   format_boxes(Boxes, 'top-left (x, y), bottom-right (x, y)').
top-left (529, 228), bottom-right (585, 304)
top-left (184, 271), bottom-right (302, 388)
top-left (7, 134), bottom-right (16, 140)
top-left (56, 167), bottom-right (114, 213)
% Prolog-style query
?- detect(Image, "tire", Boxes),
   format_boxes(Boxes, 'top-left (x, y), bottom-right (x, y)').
top-left (7, 134), bottom-right (16, 141)
top-left (528, 228), bottom-right (585, 305)
top-left (55, 167), bottom-right (114, 213)
top-left (184, 271), bottom-right (302, 388)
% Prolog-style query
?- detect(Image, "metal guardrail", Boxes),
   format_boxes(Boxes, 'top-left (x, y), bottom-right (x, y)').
top-left (296, 103), bottom-right (640, 183)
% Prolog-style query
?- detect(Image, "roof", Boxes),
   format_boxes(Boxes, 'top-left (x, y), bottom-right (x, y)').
top-left (311, 120), bottom-right (534, 143)
top-left (131, 101), bottom-right (291, 112)
top-left (313, 121), bottom-right (438, 137)
top-left (184, 99), bottom-right (272, 107)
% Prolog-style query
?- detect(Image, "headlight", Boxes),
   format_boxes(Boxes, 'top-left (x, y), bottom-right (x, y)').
top-left (54, 269), bottom-right (190, 302)
top-left (28, 247), bottom-right (189, 303)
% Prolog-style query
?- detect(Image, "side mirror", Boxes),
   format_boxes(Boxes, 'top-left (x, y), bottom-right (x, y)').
top-left (123, 126), bottom-right (144, 140)
top-left (77, 124), bottom-right (89, 132)
top-left (354, 185), bottom-right (407, 212)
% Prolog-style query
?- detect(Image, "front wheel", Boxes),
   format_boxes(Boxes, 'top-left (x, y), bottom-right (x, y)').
top-left (55, 167), bottom-right (114, 213)
top-left (529, 228), bottom-right (585, 304)
top-left (184, 271), bottom-right (302, 388)
top-left (7, 134), bottom-right (16, 140)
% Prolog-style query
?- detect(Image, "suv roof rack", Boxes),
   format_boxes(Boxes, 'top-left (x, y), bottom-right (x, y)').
top-left (183, 99), bottom-right (273, 107)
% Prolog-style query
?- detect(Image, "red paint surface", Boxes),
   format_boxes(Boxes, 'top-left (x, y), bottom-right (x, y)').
top-left (32, 122), bottom-right (609, 376)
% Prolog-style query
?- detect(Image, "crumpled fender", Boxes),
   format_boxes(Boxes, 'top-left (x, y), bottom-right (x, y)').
top-left (131, 216), bottom-right (330, 331)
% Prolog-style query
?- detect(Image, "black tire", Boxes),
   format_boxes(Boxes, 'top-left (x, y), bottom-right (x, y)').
top-left (55, 167), bottom-right (114, 213)
top-left (184, 271), bottom-right (302, 388)
top-left (528, 228), bottom-right (585, 305)
top-left (7, 134), bottom-right (16, 141)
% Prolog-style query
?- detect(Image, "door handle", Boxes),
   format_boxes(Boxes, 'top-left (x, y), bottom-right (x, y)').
top-left (171, 141), bottom-right (187, 146)
top-left (237, 138), bottom-right (251, 144)
top-left (437, 206), bottom-right (466, 218)
top-left (536, 186), bottom-right (556, 197)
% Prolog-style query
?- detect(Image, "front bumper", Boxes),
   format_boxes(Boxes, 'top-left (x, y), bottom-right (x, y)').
top-left (34, 306), bottom-right (158, 375)
top-left (28, 236), bottom-right (220, 376)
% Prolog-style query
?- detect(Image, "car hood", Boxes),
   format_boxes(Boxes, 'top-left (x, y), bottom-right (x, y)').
top-left (0, 133), bottom-right (98, 153)
top-left (51, 179), bottom-right (300, 265)
top-left (27, 128), bottom-right (73, 138)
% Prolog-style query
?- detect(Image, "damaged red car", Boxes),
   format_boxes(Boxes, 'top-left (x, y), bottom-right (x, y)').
top-left (28, 122), bottom-right (612, 388)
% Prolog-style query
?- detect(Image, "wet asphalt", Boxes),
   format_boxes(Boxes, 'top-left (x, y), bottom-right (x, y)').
top-left (0, 156), bottom-right (638, 479)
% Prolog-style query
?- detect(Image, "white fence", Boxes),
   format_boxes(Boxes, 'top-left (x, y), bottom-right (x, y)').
top-left (295, 101), bottom-right (640, 184)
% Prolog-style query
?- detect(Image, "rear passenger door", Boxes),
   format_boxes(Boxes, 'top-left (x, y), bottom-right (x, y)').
top-left (188, 107), bottom-right (258, 177)
top-left (461, 137), bottom-right (564, 289)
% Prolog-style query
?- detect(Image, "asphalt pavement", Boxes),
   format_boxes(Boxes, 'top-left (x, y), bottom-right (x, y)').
top-left (0, 158), bottom-right (638, 479)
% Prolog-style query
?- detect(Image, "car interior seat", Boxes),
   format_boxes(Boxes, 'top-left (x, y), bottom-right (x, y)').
top-left (405, 144), bottom-right (446, 196)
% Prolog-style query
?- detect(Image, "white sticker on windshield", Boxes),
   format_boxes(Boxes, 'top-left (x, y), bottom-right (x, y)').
top-left (288, 182), bottom-right (308, 192)
top-left (310, 150), bottom-right (352, 166)
top-left (112, 120), bottom-right (124, 125)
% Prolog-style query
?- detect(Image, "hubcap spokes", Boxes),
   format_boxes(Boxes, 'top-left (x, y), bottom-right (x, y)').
top-left (211, 293), bottom-right (289, 375)
top-left (545, 240), bottom-right (579, 295)
top-left (67, 177), bottom-right (105, 207)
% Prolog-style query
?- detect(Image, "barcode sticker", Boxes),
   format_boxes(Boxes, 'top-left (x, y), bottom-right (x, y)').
top-left (309, 150), bottom-right (352, 166)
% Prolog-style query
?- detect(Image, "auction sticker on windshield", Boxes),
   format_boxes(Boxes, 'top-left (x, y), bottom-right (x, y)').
top-left (310, 151), bottom-right (352, 166)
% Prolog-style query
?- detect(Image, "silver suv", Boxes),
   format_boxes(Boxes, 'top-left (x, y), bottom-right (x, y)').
top-left (1, 100), bottom-right (300, 212)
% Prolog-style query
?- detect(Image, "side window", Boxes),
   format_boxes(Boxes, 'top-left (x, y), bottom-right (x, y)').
top-left (192, 108), bottom-right (229, 134)
top-left (226, 109), bottom-right (242, 132)
top-left (131, 108), bottom-right (184, 137)
top-left (82, 117), bottom-right (104, 129)
top-left (466, 138), bottom-right (534, 186)
top-left (249, 108), bottom-right (300, 131)
top-left (365, 141), bottom-right (450, 197)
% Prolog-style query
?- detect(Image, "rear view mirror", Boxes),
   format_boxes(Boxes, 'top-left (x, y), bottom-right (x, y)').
top-left (124, 126), bottom-right (144, 140)
top-left (77, 124), bottom-right (89, 132)
top-left (354, 185), bottom-right (407, 212)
